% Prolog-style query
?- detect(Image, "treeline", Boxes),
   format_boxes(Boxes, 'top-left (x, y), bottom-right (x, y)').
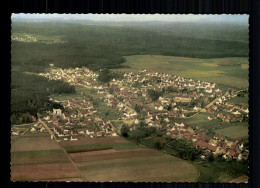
top-left (97, 68), bottom-right (124, 83)
top-left (11, 71), bottom-right (73, 125)
top-left (12, 22), bottom-right (248, 74)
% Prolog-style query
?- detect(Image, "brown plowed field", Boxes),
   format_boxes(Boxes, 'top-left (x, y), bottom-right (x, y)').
top-left (60, 137), bottom-right (128, 147)
top-left (71, 149), bottom-right (162, 163)
top-left (11, 136), bottom-right (60, 152)
top-left (11, 163), bottom-right (81, 181)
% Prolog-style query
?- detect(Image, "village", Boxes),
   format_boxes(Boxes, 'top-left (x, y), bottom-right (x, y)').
top-left (12, 66), bottom-right (249, 161)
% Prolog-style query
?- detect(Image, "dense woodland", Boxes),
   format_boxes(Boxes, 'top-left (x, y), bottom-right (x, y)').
top-left (11, 21), bottom-right (248, 124)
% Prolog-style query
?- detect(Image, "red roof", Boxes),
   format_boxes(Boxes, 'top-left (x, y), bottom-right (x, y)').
top-left (229, 150), bottom-right (236, 157)
top-left (170, 130), bottom-right (179, 135)
top-left (207, 145), bottom-right (217, 152)
top-left (196, 140), bottom-right (208, 148)
top-left (53, 120), bottom-right (59, 125)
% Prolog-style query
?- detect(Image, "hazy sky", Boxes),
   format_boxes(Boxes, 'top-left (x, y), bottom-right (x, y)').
top-left (12, 13), bottom-right (248, 24)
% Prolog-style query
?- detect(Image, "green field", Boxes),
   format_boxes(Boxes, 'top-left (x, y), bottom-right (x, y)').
top-left (77, 155), bottom-right (198, 182)
top-left (11, 150), bottom-right (70, 165)
top-left (228, 96), bottom-right (249, 105)
top-left (214, 125), bottom-right (248, 139)
top-left (183, 112), bottom-right (221, 128)
top-left (64, 142), bottom-right (144, 151)
top-left (115, 55), bottom-right (248, 89)
top-left (52, 86), bottom-right (93, 101)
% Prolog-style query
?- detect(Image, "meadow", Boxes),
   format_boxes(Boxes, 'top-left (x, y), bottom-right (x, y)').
top-left (183, 112), bottom-right (221, 129)
top-left (115, 55), bottom-right (248, 89)
top-left (214, 125), bottom-right (248, 139)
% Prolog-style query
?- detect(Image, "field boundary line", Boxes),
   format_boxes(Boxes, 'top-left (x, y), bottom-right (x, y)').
top-left (38, 117), bottom-right (87, 182)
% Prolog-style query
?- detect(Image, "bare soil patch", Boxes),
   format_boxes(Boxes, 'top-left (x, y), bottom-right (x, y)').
top-left (11, 163), bottom-right (80, 181)
top-left (229, 175), bottom-right (248, 183)
top-left (60, 137), bottom-right (128, 147)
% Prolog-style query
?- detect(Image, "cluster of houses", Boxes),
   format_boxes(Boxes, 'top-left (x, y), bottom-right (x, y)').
top-left (164, 121), bottom-right (248, 161)
top-left (11, 34), bottom-right (37, 43)
top-left (38, 66), bottom-right (248, 160)
top-left (42, 97), bottom-right (118, 141)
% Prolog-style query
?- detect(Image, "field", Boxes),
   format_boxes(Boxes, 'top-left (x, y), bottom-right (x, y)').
top-left (52, 86), bottom-right (93, 102)
top-left (183, 112), bottom-right (221, 129)
top-left (114, 55), bottom-right (248, 89)
top-left (77, 154), bottom-right (198, 182)
top-left (62, 137), bottom-right (198, 182)
top-left (228, 96), bottom-right (249, 105)
top-left (11, 163), bottom-right (82, 182)
top-left (11, 135), bottom-right (60, 152)
top-left (11, 134), bottom-right (81, 181)
top-left (11, 135), bottom-right (199, 182)
top-left (214, 125), bottom-right (248, 139)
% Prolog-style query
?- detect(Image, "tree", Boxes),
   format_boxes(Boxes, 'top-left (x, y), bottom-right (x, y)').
top-left (121, 124), bottom-right (130, 137)
top-left (147, 89), bottom-right (162, 101)
top-left (153, 138), bottom-right (166, 150)
top-left (134, 105), bottom-right (142, 113)
top-left (11, 114), bottom-right (20, 125)
top-left (109, 87), bottom-right (114, 94)
top-left (21, 112), bottom-right (32, 123)
top-left (207, 152), bottom-right (214, 162)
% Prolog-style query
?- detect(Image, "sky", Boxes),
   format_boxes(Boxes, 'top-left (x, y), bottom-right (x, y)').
top-left (11, 13), bottom-right (248, 24)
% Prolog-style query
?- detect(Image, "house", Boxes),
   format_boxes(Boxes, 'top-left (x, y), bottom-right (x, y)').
top-left (217, 113), bottom-right (224, 119)
top-left (86, 129), bottom-right (94, 135)
top-left (196, 140), bottom-right (208, 149)
top-left (208, 116), bottom-right (215, 120)
top-left (70, 135), bottom-right (78, 141)
top-left (174, 95), bottom-right (191, 103)
top-left (193, 106), bottom-right (201, 111)
top-left (207, 144), bottom-right (217, 152)
top-left (205, 88), bottom-right (212, 93)
top-left (53, 108), bottom-right (62, 115)
top-left (30, 127), bottom-right (36, 133)
top-left (97, 131), bottom-right (103, 137)
top-left (111, 131), bottom-right (117, 137)
top-left (212, 105), bottom-right (218, 111)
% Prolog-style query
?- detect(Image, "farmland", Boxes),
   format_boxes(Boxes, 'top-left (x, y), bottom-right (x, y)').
top-left (11, 134), bottom-right (199, 182)
top-left (114, 55), bottom-right (248, 89)
top-left (215, 125), bottom-right (248, 139)
top-left (11, 133), bottom-right (82, 181)
top-left (77, 154), bottom-right (198, 182)
top-left (62, 137), bottom-right (198, 182)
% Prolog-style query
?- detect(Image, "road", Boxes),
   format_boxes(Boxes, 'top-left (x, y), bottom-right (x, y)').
top-left (38, 118), bottom-right (57, 141)
top-left (38, 117), bottom-right (87, 181)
